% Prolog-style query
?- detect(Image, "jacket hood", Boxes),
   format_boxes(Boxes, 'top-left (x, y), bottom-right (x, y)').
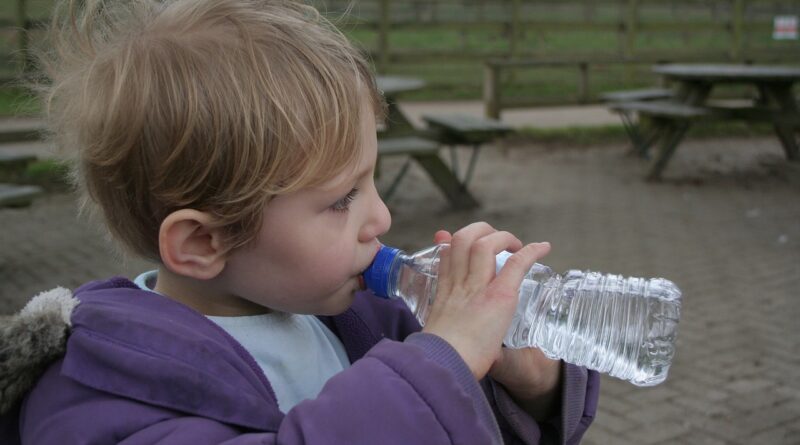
top-left (0, 287), bottom-right (78, 414)
top-left (1, 277), bottom-right (283, 430)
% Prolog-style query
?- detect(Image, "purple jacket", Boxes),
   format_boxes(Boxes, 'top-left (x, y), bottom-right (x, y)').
top-left (3, 277), bottom-right (598, 444)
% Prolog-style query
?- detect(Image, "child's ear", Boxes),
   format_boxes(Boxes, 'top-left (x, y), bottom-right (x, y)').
top-left (158, 209), bottom-right (227, 280)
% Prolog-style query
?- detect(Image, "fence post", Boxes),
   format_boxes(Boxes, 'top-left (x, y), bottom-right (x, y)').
top-left (731, 0), bottom-right (744, 61)
top-left (510, 0), bottom-right (521, 59)
top-left (624, 0), bottom-right (639, 59)
top-left (378, 0), bottom-right (390, 71)
top-left (16, 0), bottom-right (29, 72)
top-left (506, 0), bottom-right (522, 85)
top-left (578, 62), bottom-right (589, 103)
top-left (623, 0), bottom-right (639, 82)
top-left (484, 63), bottom-right (500, 119)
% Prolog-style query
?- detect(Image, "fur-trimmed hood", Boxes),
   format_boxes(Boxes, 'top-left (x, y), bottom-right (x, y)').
top-left (0, 288), bottom-right (79, 414)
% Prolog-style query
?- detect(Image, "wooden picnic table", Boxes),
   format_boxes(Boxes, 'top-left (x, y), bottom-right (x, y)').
top-left (376, 76), bottom-right (480, 209)
top-left (611, 64), bottom-right (800, 179)
top-left (376, 76), bottom-right (427, 138)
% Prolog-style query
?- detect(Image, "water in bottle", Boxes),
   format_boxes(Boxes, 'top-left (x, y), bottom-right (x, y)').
top-left (362, 244), bottom-right (682, 386)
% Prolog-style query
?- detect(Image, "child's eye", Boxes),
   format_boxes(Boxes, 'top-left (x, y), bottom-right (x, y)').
top-left (330, 187), bottom-right (359, 213)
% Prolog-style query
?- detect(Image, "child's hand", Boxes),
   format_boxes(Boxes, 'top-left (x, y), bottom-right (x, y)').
top-left (489, 346), bottom-right (562, 421)
top-left (421, 223), bottom-right (551, 381)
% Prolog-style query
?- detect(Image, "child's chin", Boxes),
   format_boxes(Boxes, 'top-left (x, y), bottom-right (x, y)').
top-left (317, 289), bottom-right (357, 316)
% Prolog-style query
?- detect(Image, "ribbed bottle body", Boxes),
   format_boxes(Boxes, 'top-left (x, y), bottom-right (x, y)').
top-left (503, 270), bottom-right (681, 386)
top-left (366, 245), bottom-right (682, 386)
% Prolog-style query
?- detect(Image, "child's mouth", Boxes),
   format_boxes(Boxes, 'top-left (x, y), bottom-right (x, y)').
top-left (357, 275), bottom-right (366, 291)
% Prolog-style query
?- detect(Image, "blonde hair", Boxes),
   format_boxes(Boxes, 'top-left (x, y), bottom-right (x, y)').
top-left (36, 0), bottom-right (385, 261)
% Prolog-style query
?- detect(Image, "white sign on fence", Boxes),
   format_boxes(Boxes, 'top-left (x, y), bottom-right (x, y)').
top-left (773, 15), bottom-right (798, 40)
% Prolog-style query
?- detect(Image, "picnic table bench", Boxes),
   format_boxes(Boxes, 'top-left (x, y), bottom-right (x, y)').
top-left (377, 76), bottom-right (512, 209)
top-left (600, 88), bottom-right (674, 103)
top-left (422, 114), bottom-right (513, 189)
top-left (0, 118), bottom-right (43, 145)
top-left (376, 136), bottom-right (440, 202)
top-left (607, 100), bottom-right (720, 160)
top-left (608, 100), bottom-right (714, 119)
top-left (0, 152), bottom-right (37, 171)
top-left (0, 183), bottom-right (43, 208)
top-left (0, 152), bottom-right (43, 208)
top-left (605, 64), bottom-right (800, 179)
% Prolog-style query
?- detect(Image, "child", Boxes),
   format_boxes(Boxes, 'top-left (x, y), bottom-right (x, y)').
top-left (0, 0), bottom-right (598, 443)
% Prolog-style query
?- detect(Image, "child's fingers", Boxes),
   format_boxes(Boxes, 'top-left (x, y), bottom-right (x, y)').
top-left (490, 242), bottom-right (551, 298)
top-left (437, 243), bottom-right (452, 293)
top-left (466, 230), bottom-right (523, 285)
top-left (433, 230), bottom-right (452, 244)
top-left (434, 230), bottom-right (453, 292)
top-left (448, 222), bottom-right (497, 283)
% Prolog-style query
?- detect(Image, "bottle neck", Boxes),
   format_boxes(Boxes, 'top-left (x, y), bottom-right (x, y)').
top-left (363, 245), bottom-right (405, 298)
top-left (384, 252), bottom-right (408, 299)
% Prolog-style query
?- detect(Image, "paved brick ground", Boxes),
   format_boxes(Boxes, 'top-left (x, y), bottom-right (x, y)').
top-left (2, 135), bottom-right (799, 444)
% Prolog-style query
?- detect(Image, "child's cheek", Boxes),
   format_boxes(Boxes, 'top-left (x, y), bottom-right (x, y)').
top-left (314, 259), bottom-right (354, 287)
top-left (316, 242), bottom-right (355, 277)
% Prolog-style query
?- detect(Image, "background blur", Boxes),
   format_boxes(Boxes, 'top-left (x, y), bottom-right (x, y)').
top-left (1, 1), bottom-right (799, 444)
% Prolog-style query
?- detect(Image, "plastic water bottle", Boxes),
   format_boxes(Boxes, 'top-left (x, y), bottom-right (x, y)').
top-left (362, 244), bottom-right (682, 386)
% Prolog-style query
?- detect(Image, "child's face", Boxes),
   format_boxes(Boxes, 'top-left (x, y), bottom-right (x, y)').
top-left (220, 100), bottom-right (391, 315)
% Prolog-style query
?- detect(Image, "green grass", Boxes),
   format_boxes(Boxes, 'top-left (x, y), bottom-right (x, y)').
top-left (0, 158), bottom-right (70, 191)
top-left (25, 158), bottom-right (69, 185)
top-left (0, 86), bottom-right (40, 116)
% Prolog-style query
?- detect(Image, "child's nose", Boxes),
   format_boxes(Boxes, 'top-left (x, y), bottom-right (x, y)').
top-left (359, 194), bottom-right (391, 242)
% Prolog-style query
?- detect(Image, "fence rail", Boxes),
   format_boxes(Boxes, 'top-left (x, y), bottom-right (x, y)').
top-left (2, 16), bottom-right (778, 65)
top-left (483, 48), bottom-right (799, 118)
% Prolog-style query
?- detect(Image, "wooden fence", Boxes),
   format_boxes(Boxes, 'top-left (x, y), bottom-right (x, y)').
top-left (1, 0), bottom-right (35, 73)
top-left (2, 0), bottom-right (799, 102)
top-left (308, 0), bottom-right (798, 68)
top-left (483, 49), bottom-right (798, 118)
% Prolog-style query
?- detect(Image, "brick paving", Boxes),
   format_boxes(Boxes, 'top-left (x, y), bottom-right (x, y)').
top-left (2, 127), bottom-right (799, 443)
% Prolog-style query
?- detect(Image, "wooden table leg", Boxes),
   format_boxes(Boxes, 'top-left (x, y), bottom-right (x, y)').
top-left (647, 120), bottom-right (691, 181)
top-left (675, 80), bottom-right (713, 105)
top-left (619, 111), bottom-right (649, 156)
top-left (643, 80), bottom-right (711, 179)
top-left (759, 82), bottom-right (799, 161)
top-left (637, 115), bottom-right (667, 158)
top-left (412, 153), bottom-right (479, 209)
top-left (383, 96), bottom-right (417, 137)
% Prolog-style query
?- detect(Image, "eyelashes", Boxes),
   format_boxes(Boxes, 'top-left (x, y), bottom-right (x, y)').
top-left (330, 187), bottom-right (359, 213)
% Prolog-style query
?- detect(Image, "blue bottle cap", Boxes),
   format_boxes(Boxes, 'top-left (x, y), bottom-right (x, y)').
top-left (362, 245), bottom-right (401, 298)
